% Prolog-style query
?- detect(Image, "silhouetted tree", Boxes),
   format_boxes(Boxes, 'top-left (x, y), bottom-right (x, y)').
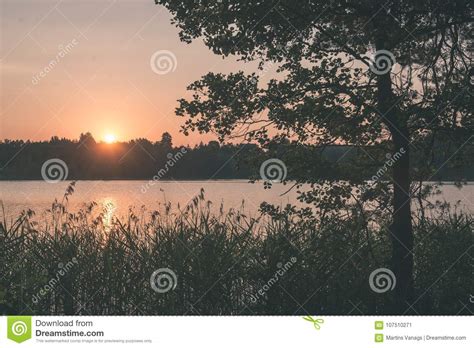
top-left (159, 132), bottom-right (173, 151)
top-left (79, 132), bottom-right (96, 148)
top-left (156, 0), bottom-right (473, 311)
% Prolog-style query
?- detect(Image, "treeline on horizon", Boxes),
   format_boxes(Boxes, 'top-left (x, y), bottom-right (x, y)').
top-left (0, 132), bottom-right (473, 181)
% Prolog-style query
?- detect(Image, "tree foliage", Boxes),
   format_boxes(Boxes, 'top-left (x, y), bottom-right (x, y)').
top-left (156, 0), bottom-right (473, 309)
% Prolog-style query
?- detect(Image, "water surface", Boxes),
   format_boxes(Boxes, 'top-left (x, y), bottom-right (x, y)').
top-left (1, 180), bottom-right (472, 221)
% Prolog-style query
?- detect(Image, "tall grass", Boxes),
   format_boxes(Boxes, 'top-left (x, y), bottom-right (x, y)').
top-left (0, 183), bottom-right (472, 315)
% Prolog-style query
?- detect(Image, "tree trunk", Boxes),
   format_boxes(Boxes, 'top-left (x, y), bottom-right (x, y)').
top-left (390, 132), bottom-right (414, 311)
top-left (375, 40), bottom-right (414, 312)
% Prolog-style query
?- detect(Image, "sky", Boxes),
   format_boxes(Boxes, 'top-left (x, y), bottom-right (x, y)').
top-left (0, 0), bottom-right (271, 145)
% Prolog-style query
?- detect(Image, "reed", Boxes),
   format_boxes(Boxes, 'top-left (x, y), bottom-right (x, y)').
top-left (0, 183), bottom-right (472, 315)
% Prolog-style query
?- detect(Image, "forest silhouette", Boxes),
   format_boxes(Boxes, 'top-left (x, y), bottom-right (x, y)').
top-left (1, 132), bottom-right (472, 181)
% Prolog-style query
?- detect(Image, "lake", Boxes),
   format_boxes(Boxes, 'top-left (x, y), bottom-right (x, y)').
top-left (1, 180), bottom-right (473, 221)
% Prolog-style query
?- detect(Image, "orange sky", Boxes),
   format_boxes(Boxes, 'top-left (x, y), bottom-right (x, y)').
top-left (1, 0), bottom-right (275, 145)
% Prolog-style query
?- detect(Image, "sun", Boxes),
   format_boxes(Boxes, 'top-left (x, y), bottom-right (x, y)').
top-left (104, 134), bottom-right (117, 144)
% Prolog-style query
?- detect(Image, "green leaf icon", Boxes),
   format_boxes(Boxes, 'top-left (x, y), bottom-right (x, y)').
top-left (8, 316), bottom-right (32, 343)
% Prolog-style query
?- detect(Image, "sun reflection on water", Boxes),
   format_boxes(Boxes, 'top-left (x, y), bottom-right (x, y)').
top-left (101, 198), bottom-right (117, 229)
